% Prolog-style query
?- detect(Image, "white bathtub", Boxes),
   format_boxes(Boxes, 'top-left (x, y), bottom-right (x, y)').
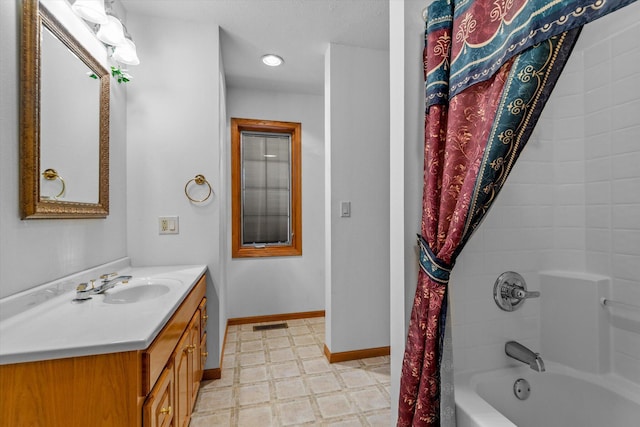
top-left (455, 362), bottom-right (640, 427)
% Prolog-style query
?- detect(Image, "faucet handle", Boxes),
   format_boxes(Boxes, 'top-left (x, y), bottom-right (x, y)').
top-left (76, 283), bottom-right (88, 291)
top-left (510, 287), bottom-right (540, 300)
top-left (100, 272), bottom-right (118, 280)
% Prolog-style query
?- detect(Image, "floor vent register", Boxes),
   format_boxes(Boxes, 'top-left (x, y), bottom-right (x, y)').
top-left (253, 322), bottom-right (288, 331)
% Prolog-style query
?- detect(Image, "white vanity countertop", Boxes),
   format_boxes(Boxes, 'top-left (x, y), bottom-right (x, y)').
top-left (0, 264), bottom-right (207, 365)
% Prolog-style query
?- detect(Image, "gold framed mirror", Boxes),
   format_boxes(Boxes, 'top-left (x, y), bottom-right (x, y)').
top-left (21, 0), bottom-right (109, 219)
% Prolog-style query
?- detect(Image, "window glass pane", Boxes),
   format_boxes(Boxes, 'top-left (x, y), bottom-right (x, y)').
top-left (241, 132), bottom-right (291, 245)
top-left (243, 215), bottom-right (290, 244)
top-left (242, 189), bottom-right (289, 215)
top-left (243, 160), bottom-right (266, 188)
top-left (242, 135), bottom-right (266, 160)
top-left (266, 162), bottom-right (289, 189)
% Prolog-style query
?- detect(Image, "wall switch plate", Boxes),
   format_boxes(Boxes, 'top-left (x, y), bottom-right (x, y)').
top-left (159, 216), bottom-right (179, 234)
top-left (340, 201), bottom-right (351, 217)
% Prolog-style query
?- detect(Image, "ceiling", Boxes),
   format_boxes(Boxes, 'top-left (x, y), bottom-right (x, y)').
top-left (119, 0), bottom-right (390, 95)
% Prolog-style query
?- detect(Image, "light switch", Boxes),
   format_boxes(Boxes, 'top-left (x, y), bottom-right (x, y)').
top-left (159, 216), bottom-right (179, 234)
top-left (340, 201), bottom-right (351, 217)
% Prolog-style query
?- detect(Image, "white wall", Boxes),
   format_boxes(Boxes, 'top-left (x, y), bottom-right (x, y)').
top-left (125, 13), bottom-right (222, 369)
top-left (325, 43), bottom-right (390, 354)
top-left (225, 87), bottom-right (325, 318)
top-left (0, 0), bottom-right (127, 299)
top-left (217, 67), bottom-right (229, 362)
top-left (389, 0), bottom-right (428, 418)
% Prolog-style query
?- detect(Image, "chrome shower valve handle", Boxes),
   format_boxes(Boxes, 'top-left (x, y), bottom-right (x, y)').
top-left (509, 286), bottom-right (540, 300)
top-left (493, 271), bottom-right (540, 311)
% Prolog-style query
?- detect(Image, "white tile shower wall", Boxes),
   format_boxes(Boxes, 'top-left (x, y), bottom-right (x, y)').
top-left (582, 13), bottom-right (640, 384)
top-left (452, 4), bottom-right (640, 376)
top-left (540, 272), bottom-right (611, 374)
top-left (450, 124), bottom-right (551, 373)
top-left (548, 45), bottom-right (587, 273)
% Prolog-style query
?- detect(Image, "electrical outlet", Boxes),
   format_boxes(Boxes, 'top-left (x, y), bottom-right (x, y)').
top-left (159, 216), bottom-right (179, 234)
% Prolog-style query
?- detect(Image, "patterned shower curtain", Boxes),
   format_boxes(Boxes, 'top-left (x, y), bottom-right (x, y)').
top-left (398, 0), bottom-right (637, 426)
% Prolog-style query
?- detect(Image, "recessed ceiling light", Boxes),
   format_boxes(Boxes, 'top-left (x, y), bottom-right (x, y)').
top-left (262, 54), bottom-right (284, 67)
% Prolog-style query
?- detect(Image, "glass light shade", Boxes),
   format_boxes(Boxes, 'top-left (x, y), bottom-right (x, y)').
top-left (261, 54), bottom-right (284, 67)
top-left (112, 38), bottom-right (140, 65)
top-left (97, 15), bottom-right (125, 46)
top-left (71, 0), bottom-right (108, 24)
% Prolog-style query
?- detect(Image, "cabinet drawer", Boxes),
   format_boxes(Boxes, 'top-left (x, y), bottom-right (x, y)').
top-left (143, 363), bottom-right (174, 427)
top-left (142, 274), bottom-right (206, 394)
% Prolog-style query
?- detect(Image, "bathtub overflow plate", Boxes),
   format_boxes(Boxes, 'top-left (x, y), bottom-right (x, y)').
top-left (513, 378), bottom-right (531, 400)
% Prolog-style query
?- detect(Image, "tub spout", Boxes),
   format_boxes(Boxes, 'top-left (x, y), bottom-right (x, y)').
top-left (505, 341), bottom-right (545, 372)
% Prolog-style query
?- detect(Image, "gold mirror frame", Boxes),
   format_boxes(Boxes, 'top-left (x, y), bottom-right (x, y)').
top-left (21, 0), bottom-right (110, 219)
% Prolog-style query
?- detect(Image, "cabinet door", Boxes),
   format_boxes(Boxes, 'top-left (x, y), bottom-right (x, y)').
top-left (174, 331), bottom-right (191, 427)
top-left (199, 298), bottom-right (207, 339)
top-left (200, 332), bottom-right (208, 377)
top-left (143, 363), bottom-right (174, 427)
top-left (190, 310), bottom-right (202, 407)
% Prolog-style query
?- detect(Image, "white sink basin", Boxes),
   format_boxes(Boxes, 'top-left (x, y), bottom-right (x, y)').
top-left (0, 264), bottom-right (208, 365)
top-left (103, 282), bottom-right (173, 304)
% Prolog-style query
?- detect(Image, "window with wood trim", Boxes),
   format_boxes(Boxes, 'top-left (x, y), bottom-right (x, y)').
top-left (231, 118), bottom-right (302, 258)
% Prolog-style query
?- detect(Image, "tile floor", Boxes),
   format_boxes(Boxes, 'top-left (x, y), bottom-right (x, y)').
top-left (190, 317), bottom-right (391, 426)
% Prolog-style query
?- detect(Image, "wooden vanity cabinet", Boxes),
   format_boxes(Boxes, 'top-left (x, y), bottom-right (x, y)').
top-left (144, 301), bottom-right (205, 427)
top-left (174, 330), bottom-right (190, 427)
top-left (143, 278), bottom-right (207, 427)
top-left (173, 310), bottom-right (201, 427)
top-left (143, 361), bottom-right (175, 427)
top-left (199, 299), bottom-right (208, 381)
top-left (188, 309), bottom-right (203, 416)
top-left (0, 274), bottom-right (208, 427)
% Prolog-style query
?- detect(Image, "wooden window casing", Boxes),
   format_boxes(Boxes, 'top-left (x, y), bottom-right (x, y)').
top-left (231, 118), bottom-right (302, 258)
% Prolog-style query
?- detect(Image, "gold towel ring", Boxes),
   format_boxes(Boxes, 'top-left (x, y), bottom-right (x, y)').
top-left (185, 174), bottom-right (212, 203)
top-left (42, 168), bottom-right (66, 199)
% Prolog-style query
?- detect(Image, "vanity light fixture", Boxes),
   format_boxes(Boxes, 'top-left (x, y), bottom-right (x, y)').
top-left (96, 14), bottom-right (125, 46)
top-left (72, 0), bottom-right (140, 66)
top-left (112, 37), bottom-right (140, 65)
top-left (261, 54), bottom-right (284, 67)
top-left (71, 0), bottom-right (108, 24)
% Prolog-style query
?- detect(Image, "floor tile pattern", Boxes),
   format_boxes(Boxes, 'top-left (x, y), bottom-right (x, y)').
top-left (190, 317), bottom-right (391, 426)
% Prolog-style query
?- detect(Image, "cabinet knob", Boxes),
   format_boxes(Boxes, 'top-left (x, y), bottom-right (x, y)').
top-left (202, 314), bottom-right (208, 321)
top-left (201, 351), bottom-right (209, 357)
top-left (160, 406), bottom-right (172, 415)
top-left (185, 344), bottom-right (196, 353)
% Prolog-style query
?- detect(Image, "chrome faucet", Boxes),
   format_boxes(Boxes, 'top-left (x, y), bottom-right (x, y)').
top-left (505, 341), bottom-right (545, 372)
top-left (98, 273), bottom-right (132, 292)
top-left (73, 273), bottom-right (132, 302)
